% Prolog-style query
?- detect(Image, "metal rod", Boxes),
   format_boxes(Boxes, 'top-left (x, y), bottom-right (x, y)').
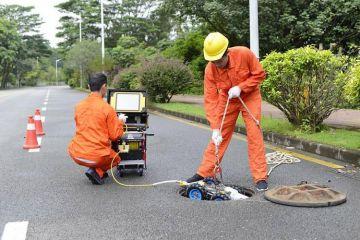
top-left (100, 0), bottom-right (105, 67)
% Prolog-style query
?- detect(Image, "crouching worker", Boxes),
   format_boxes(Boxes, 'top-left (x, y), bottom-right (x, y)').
top-left (68, 73), bottom-right (127, 185)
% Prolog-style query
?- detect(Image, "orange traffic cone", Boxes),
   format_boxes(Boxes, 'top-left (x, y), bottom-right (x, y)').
top-left (23, 116), bottom-right (40, 149)
top-left (34, 109), bottom-right (45, 136)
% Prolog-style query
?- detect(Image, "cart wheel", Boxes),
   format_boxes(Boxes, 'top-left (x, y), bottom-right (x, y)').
top-left (211, 193), bottom-right (230, 201)
top-left (187, 185), bottom-right (204, 201)
top-left (138, 167), bottom-right (144, 176)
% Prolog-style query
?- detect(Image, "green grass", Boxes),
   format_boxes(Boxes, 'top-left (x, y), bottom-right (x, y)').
top-left (152, 102), bottom-right (360, 150)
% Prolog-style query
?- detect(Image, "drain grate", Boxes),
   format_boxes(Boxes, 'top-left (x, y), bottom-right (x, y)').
top-left (264, 183), bottom-right (346, 207)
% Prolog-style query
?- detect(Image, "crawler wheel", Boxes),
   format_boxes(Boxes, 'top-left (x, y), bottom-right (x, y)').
top-left (211, 193), bottom-right (230, 201)
top-left (186, 184), bottom-right (204, 201)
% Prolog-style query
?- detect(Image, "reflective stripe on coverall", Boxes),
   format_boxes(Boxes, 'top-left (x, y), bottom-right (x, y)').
top-left (197, 46), bottom-right (267, 183)
top-left (68, 93), bottom-right (124, 177)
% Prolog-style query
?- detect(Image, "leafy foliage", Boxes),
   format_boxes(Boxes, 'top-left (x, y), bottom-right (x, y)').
top-left (139, 56), bottom-right (194, 102)
top-left (0, 17), bottom-right (21, 88)
top-left (261, 47), bottom-right (347, 132)
top-left (162, 31), bottom-right (207, 93)
top-left (56, 0), bottom-right (173, 49)
top-left (162, 0), bottom-right (360, 56)
top-left (112, 66), bottom-right (141, 90)
top-left (343, 60), bottom-right (360, 109)
top-left (64, 40), bottom-right (113, 88)
top-left (0, 4), bottom-right (51, 88)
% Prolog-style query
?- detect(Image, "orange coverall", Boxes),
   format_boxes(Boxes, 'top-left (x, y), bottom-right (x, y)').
top-left (197, 46), bottom-right (267, 183)
top-left (68, 93), bottom-right (124, 177)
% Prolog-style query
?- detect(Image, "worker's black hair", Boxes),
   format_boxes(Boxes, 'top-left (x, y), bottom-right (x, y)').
top-left (88, 73), bottom-right (107, 92)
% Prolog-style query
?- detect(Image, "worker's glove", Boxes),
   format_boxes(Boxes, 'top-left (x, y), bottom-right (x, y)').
top-left (118, 113), bottom-right (128, 123)
top-left (211, 129), bottom-right (223, 147)
top-left (228, 86), bottom-right (241, 99)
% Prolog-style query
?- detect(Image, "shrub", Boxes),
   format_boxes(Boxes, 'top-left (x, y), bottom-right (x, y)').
top-left (139, 56), bottom-right (193, 103)
top-left (261, 46), bottom-right (346, 132)
top-left (110, 46), bottom-right (136, 68)
top-left (68, 71), bottom-right (80, 88)
top-left (343, 60), bottom-right (360, 109)
top-left (112, 66), bottom-right (141, 90)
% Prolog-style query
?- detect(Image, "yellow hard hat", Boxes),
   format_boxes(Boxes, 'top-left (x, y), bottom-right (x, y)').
top-left (203, 32), bottom-right (229, 61)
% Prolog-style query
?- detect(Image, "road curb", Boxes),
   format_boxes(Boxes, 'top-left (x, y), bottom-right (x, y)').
top-left (149, 106), bottom-right (360, 166)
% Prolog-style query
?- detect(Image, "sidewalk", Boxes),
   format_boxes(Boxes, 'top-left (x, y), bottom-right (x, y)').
top-left (171, 95), bottom-right (360, 129)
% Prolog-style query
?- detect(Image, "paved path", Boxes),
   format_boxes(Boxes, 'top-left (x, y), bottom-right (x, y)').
top-left (172, 95), bottom-right (360, 129)
top-left (1, 87), bottom-right (359, 239)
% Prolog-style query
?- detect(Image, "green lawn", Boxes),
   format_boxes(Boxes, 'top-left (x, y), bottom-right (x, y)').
top-left (152, 102), bottom-right (360, 151)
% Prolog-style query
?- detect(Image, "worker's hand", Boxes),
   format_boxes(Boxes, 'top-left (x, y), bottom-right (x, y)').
top-left (118, 113), bottom-right (128, 123)
top-left (211, 129), bottom-right (223, 147)
top-left (228, 86), bottom-right (241, 99)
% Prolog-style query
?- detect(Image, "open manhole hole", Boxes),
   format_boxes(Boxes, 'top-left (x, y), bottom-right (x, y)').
top-left (179, 178), bottom-right (254, 201)
top-left (264, 183), bottom-right (346, 207)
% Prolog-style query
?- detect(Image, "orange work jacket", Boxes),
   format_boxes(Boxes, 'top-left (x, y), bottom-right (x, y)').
top-left (204, 46), bottom-right (266, 129)
top-left (68, 92), bottom-right (123, 160)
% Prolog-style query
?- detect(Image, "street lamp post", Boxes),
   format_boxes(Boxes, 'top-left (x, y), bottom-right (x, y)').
top-left (79, 13), bottom-right (83, 88)
top-left (100, 0), bottom-right (105, 67)
top-left (56, 59), bottom-right (62, 86)
top-left (249, 0), bottom-right (259, 58)
top-left (79, 13), bottom-right (82, 42)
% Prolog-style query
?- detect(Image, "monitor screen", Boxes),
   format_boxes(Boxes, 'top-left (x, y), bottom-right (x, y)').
top-left (115, 93), bottom-right (141, 111)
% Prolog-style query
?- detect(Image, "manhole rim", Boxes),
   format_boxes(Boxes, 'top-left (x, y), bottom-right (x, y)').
top-left (264, 184), bottom-right (347, 207)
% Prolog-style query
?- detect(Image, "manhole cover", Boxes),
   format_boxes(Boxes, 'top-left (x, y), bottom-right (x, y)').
top-left (264, 183), bottom-right (346, 207)
top-left (179, 178), bottom-right (254, 201)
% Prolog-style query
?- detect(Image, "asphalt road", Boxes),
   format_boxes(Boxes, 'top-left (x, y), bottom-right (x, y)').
top-left (1, 86), bottom-right (359, 240)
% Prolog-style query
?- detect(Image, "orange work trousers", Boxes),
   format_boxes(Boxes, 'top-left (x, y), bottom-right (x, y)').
top-left (197, 93), bottom-right (267, 183)
top-left (70, 149), bottom-right (120, 178)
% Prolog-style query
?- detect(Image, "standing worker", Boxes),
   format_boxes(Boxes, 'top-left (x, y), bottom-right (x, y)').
top-left (68, 73), bottom-right (127, 185)
top-left (186, 32), bottom-right (268, 191)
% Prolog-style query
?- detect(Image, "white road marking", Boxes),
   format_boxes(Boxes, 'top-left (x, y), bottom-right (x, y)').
top-left (28, 148), bottom-right (40, 153)
top-left (37, 137), bottom-right (42, 145)
top-left (1, 221), bottom-right (28, 240)
top-left (41, 107), bottom-right (46, 112)
top-left (41, 116), bottom-right (45, 123)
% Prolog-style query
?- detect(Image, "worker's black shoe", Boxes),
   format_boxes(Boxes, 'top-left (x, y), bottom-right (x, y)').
top-left (85, 168), bottom-right (104, 185)
top-left (103, 172), bottom-right (109, 179)
top-left (186, 174), bottom-right (204, 183)
top-left (256, 180), bottom-right (268, 191)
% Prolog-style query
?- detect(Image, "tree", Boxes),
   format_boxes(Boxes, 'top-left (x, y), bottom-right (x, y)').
top-left (162, 30), bottom-right (207, 93)
top-left (0, 18), bottom-right (21, 88)
top-left (64, 40), bottom-right (113, 88)
top-left (56, 0), bottom-right (174, 50)
top-left (56, 0), bottom-right (104, 50)
top-left (65, 40), bottom-right (101, 77)
top-left (162, 0), bottom-right (360, 56)
top-left (0, 4), bottom-right (51, 88)
top-left (0, 4), bottom-right (42, 35)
